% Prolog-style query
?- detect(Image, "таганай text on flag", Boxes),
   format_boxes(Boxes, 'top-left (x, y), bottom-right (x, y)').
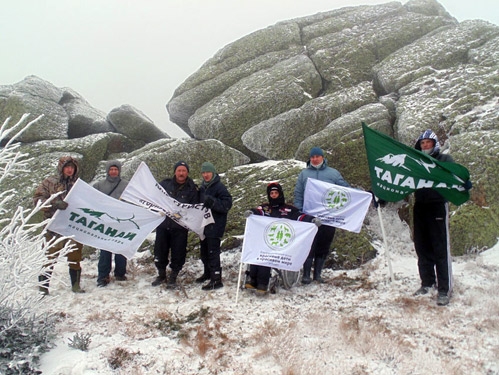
top-left (303, 178), bottom-right (372, 233)
top-left (46, 179), bottom-right (165, 259)
top-left (120, 161), bottom-right (214, 240)
top-left (241, 215), bottom-right (318, 272)
top-left (362, 122), bottom-right (470, 206)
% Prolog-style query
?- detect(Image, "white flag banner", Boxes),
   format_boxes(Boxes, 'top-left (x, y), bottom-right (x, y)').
top-left (303, 178), bottom-right (372, 233)
top-left (120, 161), bottom-right (214, 240)
top-left (47, 179), bottom-right (165, 259)
top-left (241, 215), bottom-right (318, 272)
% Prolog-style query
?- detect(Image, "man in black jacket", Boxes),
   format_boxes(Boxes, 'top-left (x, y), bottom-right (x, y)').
top-left (152, 161), bottom-right (199, 288)
top-left (413, 130), bottom-right (455, 306)
top-left (197, 162), bottom-right (232, 290)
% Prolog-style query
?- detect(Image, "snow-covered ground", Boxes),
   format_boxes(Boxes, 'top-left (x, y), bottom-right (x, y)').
top-left (38, 208), bottom-right (499, 375)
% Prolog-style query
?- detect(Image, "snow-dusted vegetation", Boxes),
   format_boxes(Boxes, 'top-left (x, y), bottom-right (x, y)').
top-left (0, 115), bottom-right (75, 374)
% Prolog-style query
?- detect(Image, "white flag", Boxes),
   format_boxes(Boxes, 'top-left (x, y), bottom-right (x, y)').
top-left (303, 178), bottom-right (372, 233)
top-left (47, 179), bottom-right (165, 259)
top-left (241, 215), bottom-right (318, 272)
top-left (120, 161), bottom-right (214, 240)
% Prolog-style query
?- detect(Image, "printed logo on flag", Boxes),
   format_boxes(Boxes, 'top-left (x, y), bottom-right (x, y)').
top-left (264, 221), bottom-right (295, 250)
top-left (322, 187), bottom-right (351, 214)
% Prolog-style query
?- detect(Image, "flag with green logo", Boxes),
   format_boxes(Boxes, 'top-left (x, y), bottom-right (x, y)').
top-left (362, 122), bottom-right (470, 206)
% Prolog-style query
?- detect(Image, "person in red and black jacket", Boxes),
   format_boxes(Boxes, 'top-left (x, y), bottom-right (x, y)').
top-left (244, 182), bottom-right (321, 295)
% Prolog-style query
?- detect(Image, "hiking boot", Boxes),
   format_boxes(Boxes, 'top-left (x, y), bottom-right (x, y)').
top-left (301, 276), bottom-right (312, 285)
top-left (413, 286), bottom-right (431, 296)
top-left (115, 275), bottom-right (127, 281)
top-left (437, 293), bottom-right (450, 306)
top-left (195, 273), bottom-right (210, 283)
top-left (255, 289), bottom-right (267, 297)
top-left (166, 271), bottom-right (179, 289)
top-left (151, 275), bottom-right (166, 286)
top-left (70, 269), bottom-right (86, 293)
top-left (202, 279), bottom-right (224, 290)
top-left (97, 278), bottom-right (109, 287)
top-left (244, 283), bottom-right (257, 290)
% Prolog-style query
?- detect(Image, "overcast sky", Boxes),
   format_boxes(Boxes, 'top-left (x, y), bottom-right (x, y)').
top-left (1, 0), bottom-right (497, 137)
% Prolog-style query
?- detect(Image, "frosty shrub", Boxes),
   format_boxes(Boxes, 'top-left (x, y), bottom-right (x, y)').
top-left (0, 115), bottom-right (75, 374)
top-left (68, 332), bottom-right (92, 351)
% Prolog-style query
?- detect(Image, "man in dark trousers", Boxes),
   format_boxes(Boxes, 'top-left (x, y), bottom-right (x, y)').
top-left (152, 161), bottom-right (199, 288)
top-left (413, 130), bottom-right (457, 306)
top-left (196, 162), bottom-right (232, 290)
top-left (92, 160), bottom-right (129, 287)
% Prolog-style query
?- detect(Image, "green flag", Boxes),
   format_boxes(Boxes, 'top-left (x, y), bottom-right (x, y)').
top-left (362, 122), bottom-right (470, 206)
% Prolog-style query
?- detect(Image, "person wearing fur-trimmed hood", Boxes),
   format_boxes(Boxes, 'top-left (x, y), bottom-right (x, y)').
top-left (92, 160), bottom-right (129, 287)
top-left (33, 156), bottom-right (85, 294)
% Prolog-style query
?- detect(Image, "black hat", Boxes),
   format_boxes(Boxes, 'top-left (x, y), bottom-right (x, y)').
top-left (173, 160), bottom-right (189, 173)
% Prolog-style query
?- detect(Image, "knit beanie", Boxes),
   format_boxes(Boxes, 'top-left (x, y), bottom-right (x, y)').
top-left (201, 162), bottom-right (216, 174)
top-left (173, 160), bottom-right (190, 173)
top-left (309, 147), bottom-right (324, 157)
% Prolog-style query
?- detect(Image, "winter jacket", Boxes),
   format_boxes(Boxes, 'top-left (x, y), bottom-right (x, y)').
top-left (33, 156), bottom-right (80, 220)
top-left (157, 176), bottom-right (199, 231)
top-left (200, 174), bottom-right (232, 238)
top-left (294, 159), bottom-right (350, 210)
top-left (414, 130), bottom-right (454, 204)
top-left (92, 160), bottom-right (129, 199)
top-left (251, 182), bottom-right (315, 222)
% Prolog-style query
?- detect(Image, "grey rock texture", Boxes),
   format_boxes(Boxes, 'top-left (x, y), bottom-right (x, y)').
top-left (166, 0), bottom-right (499, 256)
top-left (1, 0), bottom-right (498, 264)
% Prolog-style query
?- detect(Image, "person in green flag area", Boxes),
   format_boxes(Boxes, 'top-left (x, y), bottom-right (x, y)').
top-left (362, 123), bottom-right (472, 306)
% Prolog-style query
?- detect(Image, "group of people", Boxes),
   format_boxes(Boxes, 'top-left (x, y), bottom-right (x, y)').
top-left (33, 129), bottom-right (459, 306)
top-left (33, 159), bottom-right (232, 294)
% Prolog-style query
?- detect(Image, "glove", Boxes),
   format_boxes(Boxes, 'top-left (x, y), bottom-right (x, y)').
top-left (203, 196), bottom-right (215, 209)
top-left (463, 180), bottom-right (472, 190)
top-left (53, 200), bottom-right (68, 210)
top-left (244, 210), bottom-right (253, 218)
top-left (312, 217), bottom-right (322, 227)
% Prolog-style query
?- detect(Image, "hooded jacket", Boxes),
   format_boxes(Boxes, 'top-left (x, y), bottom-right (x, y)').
top-left (33, 156), bottom-right (80, 220)
top-left (251, 182), bottom-right (314, 222)
top-left (414, 130), bottom-right (454, 203)
top-left (92, 160), bottom-right (129, 199)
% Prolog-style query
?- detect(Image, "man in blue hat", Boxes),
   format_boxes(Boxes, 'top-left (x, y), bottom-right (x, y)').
top-left (294, 147), bottom-right (350, 284)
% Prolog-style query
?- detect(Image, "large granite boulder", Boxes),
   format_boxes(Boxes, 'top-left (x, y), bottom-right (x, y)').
top-left (0, 76), bottom-right (68, 142)
top-left (59, 88), bottom-right (115, 138)
top-left (107, 104), bottom-right (169, 144)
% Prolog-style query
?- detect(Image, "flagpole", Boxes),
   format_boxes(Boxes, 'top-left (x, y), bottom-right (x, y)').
top-left (376, 205), bottom-right (394, 282)
top-left (235, 258), bottom-right (244, 305)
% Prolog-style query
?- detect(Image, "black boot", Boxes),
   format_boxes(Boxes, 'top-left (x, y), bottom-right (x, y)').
top-left (69, 269), bottom-right (85, 293)
top-left (313, 257), bottom-right (326, 283)
top-left (195, 265), bottom-right (210, 283)
top-left (301, 257), bottom-right (313, 284)
top-left (38, 275), bottom-right (50, 295)
top-left (166, 270), bottom-right (179, 289)
top-left (202, 270), bottom-right (223, 290)
top-left (151, 270), bottom-right (167, 286)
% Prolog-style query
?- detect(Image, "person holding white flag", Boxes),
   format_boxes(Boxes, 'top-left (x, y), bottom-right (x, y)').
top-left (294, 147), bottom-right (350, 284)
top-left (92, 160), bottom-right (129, 287)
top-left (152, 161), bottom-right (200, 288)
top-left (33, 156), bottom-right (85, 294)
top-left (197, 162), bottom-right (232, 290)
top-left (243, 182), bottom-right (320, 296)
